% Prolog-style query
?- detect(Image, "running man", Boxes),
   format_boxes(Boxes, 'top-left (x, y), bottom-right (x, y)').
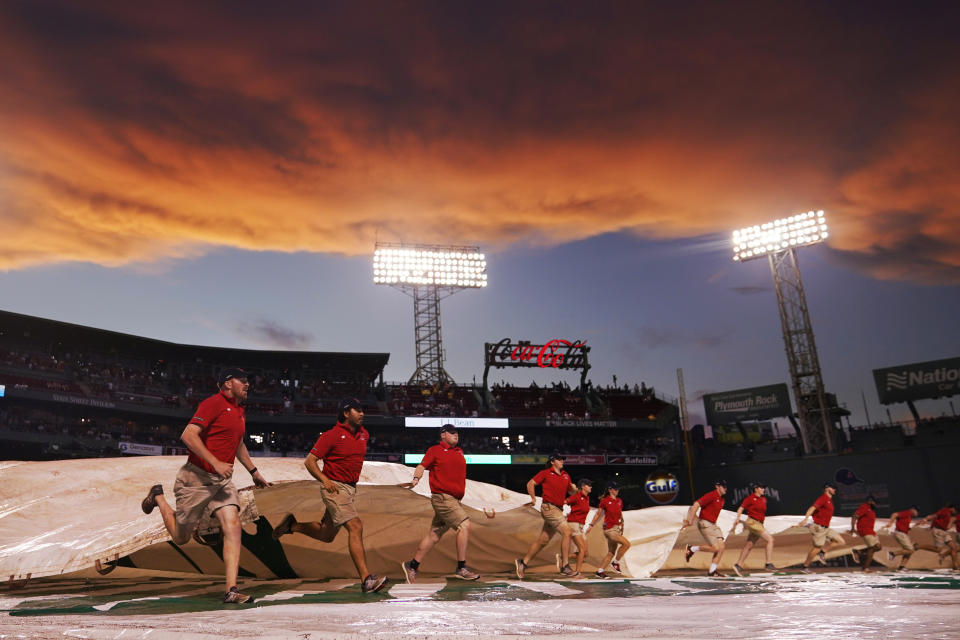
top-left (883, 506), bottom-right (919, 570)
top-left (515, 453), bottom-right (577, 578)
top-left (682, 479), bottom-right (727, 577)
top-left (798, 482), bottom-right (846, 572)
top-left (588, 481), bottom-right (630, 578)
top-left (562, 478), bottom-right (593, 576)
top-left (400, 424), bottom-right (479, 583)
top-left (925, 504), bottom-right (958, 569)
top-left (140, 367), bottom-right (269, 604)
top-left (731, 482), bottom-right (775, 576)
top-left (272, 397), bottom-right (388, 593)
top-left (850, 495), bottom-right (881, 572)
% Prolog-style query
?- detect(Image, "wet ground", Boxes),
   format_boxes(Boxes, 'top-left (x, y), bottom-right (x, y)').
top-left (1, 569), bottom-right (958, 639)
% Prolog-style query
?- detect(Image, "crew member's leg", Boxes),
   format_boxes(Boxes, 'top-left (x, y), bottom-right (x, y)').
top-left (215, 505), bottom-right (242, 589)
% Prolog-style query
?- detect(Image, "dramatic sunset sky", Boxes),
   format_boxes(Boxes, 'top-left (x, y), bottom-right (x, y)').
top-left (1, 2), bottom-right (958, 425)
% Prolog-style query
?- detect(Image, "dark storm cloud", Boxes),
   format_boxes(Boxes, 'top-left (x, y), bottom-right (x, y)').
top-left (236, 320), bottom-right (314, 350)
top-left (0, 1), bottom-right (958, 282)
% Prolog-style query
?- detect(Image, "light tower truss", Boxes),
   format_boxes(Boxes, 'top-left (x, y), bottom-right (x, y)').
top-left (373, 242), bottom-right (487, 386)
top-left (733, 210), bottom-right (834, 454)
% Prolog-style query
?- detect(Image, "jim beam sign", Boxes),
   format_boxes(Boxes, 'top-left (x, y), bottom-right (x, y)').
top-left (703, 383), bottom-right (793, 426)
top-left (873, 356), bottom-right (960, 404)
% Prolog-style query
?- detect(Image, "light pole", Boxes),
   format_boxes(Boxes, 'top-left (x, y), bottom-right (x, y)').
top-left (732, 210), bottom-right (834, 454)
top-left (373, 242), bottom-right (487, 385)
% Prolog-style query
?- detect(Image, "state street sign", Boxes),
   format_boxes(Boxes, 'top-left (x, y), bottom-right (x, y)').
top-left (702, 383), bottom-right (793, 425)
top-left (873, 356), bottom-right (960, 404)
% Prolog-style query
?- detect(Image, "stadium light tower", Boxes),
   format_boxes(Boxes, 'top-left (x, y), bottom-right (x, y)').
top-left (373, 242), bottom-right (487, 385)
top-left (732, 210), bottom-right (834, 454)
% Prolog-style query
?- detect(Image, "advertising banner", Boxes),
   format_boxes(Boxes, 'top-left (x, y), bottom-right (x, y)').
top-left (606, 455), bottom-right (658, 466)
top-left (118, 441), bottom-right (163, 456)
top-left (562, 454), bottom-right (606, 465)
top-left (873, 356), bottom-right (960, 404)
top-left (703, 383), bottom-right (792, 425)
top-left (404, 453), bottom-right (512, 465)
top-left (404, 417), bottom-right (509, 429)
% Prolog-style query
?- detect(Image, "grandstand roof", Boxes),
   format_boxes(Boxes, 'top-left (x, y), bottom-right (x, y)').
top-left (0, 309), bottom-right (389, 375)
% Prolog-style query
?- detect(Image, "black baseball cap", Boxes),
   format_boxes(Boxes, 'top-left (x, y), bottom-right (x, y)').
top-left (548, 452), bottom-right (565, 462)
top-left (440, 423), bottom-right (458, 434)
top-left (866, 494), bottom-right (878, 503)
top-left (607, 480), bottom-right (620, 489)
top-left (578, 478), bottom-right (594, 488)
top-left (714, 479), bottom-right (727, 488)
top-left (750, 481), bottom-right (765, 490)
top-left (217, 367), bottom-right (249, 386)
top-left (338, 397), bottom-right (363, 414)
top-left (824, 482), bottom-right (838, 490)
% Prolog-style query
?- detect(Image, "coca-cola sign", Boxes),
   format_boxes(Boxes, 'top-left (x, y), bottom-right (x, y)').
top-left (485, 338), bottom-right (590, 370)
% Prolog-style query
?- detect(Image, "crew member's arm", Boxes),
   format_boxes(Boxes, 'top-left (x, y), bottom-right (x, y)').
top-left (410, 464), bottom-right (427, 487)
top-left (587, 506), bottom-right (606, 532)
top-left (304, 453), bottom-right (338, 493)
top-left (730, 505), bottom-right (746, 535)
top-left (567, 481), bottom-right (577, 496)
top-left (798, 504), bottom-right (817, 526)
top-left (181, 423), bottom-right (231, 478)
top-left (682, 501), bottom-right (701, 528)
top-left (526, 477), bottom-right (539, 506)
top-left (849, 513), bottom-right (859, 534)
top-left (234, 440), bottom-right (269, 488)
top-left (883, 513), bottom-right (897, 530)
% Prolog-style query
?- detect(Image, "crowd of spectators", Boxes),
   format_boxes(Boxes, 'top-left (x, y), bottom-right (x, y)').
top-left (3, 343), bottom-right (674, 421)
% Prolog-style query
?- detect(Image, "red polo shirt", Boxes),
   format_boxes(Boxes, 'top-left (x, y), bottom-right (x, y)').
top-left (932, 508), bottom-right (952, 530)
top-left (532, 468), bottom-right (572, 507)
top-left (187, 391), bottom-right (246, 473)
top-left (854, 502), bottom-right (876, 536)
top-left (565, 492), bottom-right (590, 524)
top-left (697, 490), bottom-right (725, 523)
top-left (894, 510), bottom-right (913, 533)
top-left (811, 494), bottom-right (834, 527)
top-left (420, 442), bottom-right (467, 500)
top-left (309, 422), bottom-right (368, 484)
top-left (598, 496), bottom-right (623, 529)
top-left (740, 494), bottom-right (767, 523)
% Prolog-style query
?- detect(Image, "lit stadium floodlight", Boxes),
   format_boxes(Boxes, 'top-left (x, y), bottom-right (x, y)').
top-left (374, 242), bottom-right (487, 385)
top-left (732, 210), bottom-right (828, 261)
top-left (731, 209), bottom-right (834, 455)
top-left (373, 246), bottom-right (487, 287)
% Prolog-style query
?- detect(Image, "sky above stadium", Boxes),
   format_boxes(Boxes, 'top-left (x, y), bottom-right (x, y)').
top-left (1, 2), bottom-right (958, 426)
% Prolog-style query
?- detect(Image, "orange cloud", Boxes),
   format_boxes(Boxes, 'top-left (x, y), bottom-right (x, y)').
top-left (0, 3), bottom-right (957, 283)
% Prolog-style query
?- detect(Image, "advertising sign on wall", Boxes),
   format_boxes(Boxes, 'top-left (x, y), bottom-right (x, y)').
top-left (873, 356), bottom-right (960, 404)
top-left (703, 383), bottom-right (792, 425)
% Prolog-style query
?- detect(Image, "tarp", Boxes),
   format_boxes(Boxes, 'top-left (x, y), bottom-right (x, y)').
top-left (0, 458), bottom-right (950, 581)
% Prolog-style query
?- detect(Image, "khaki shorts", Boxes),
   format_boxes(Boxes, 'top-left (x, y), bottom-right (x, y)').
top-left (173, 462), bottom-right (240, 531)
top-left (430, 493), bottom-right (468, 535)
top-left (321, 480), bottom-right (359, 527)
top-left (604, 525), bottom-right (624, 553)
top-left (697, 519), bottom-right (723, 546)
top-left (862, 534), bottom-right (879, 548)
top-left (893, 530), bottom-right (915, 551)
top-left (810, 523), bottom-right (844, 548)
top-left (745, 517), bottom-right (766, 543)
top-left (540, 502), bottom-right (568, 534)
top-left (567, 521), bottom-right (586, 537)
top-left (932, 528), bottom-right (954, 549)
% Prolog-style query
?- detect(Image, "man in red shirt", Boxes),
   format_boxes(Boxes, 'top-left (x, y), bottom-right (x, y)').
top-left (883, 506), bottom-right (919, 570)
top-left (515, 453), bottom-right (577, 579)
top-left (563, 478), bottom-right (593, 576)
top-left (798, 482), bottom-right (847, 572)
top-left (272, 398), bottom-right (388, 593)
top-left (923, 504), bottom-right (958, 569)
top-left (140, 367), bottom-right (269, 604)
top-left (682, 479), bottom-right (727, 577)
top-left (400, 424), bottom-right (479, 583)
top-left (730, 482), bottom-right (776, 576)
top-left (588, 481), bottom-right (631, 578)
top-left (850, 495), bottom-right (881, 572)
